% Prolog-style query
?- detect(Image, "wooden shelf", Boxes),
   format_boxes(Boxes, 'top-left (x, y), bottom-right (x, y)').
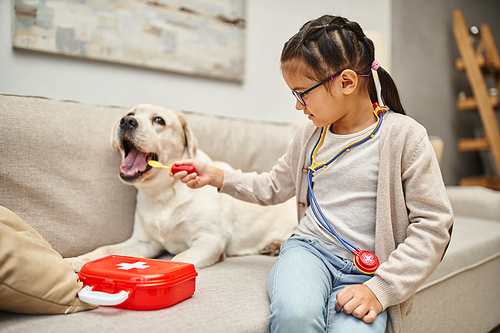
top-left (456, 55), bottom-right (500, 72)
top-left (456, 55), bottom-right (486, 71)
top-left (460, 175), bottom-right (500, 190)
top-left (458, 137), bottom-right (490, 151)
top-left (454, 9), bottom-right (500, 189)
top-left (456, 95), bottom-right (499, 110)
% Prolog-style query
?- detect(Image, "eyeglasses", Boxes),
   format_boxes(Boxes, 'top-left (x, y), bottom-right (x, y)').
top-left (292, 70), bottom-right (370, 106)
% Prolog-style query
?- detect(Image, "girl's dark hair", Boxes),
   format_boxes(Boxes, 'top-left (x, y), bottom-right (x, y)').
top-left (281, 15), bottom-right (405, 115)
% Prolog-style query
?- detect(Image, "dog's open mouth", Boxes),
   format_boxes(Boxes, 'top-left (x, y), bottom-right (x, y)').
top-left (119, 138), bottom-right (157, 180)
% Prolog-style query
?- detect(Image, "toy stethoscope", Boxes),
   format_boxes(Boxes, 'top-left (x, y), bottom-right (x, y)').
top-left (307, 103), bottom-right (384, 274)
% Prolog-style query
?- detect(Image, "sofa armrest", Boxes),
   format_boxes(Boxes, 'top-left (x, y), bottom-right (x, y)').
top-left (446, 186), bottom-right (500, 221)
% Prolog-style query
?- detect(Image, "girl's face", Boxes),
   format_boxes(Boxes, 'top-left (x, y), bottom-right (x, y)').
top-left (282, 60), bottom-right (344, 128)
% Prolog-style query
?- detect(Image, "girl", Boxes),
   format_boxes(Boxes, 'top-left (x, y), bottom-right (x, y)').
top-left (172, 15), bottom-right (453, 333)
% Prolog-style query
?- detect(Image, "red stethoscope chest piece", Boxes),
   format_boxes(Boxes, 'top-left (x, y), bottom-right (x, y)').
top-left (353, 249), bottom-right (379, 274)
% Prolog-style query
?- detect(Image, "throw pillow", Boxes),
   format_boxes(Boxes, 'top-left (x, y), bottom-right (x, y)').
top-left (0, 206), bottom-right (97, 314)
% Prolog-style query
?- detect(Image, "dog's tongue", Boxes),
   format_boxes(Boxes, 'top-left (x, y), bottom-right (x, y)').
top-left (120, 146), bottom-right (148, 176)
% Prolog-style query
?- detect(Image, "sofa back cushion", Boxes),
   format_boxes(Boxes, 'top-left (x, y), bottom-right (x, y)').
top-left (183, 111), bottom-right (298, 173)
top-left (0, 94), bottom-right (136, 257)
top-left (0, 95), bottom-right (299, 257)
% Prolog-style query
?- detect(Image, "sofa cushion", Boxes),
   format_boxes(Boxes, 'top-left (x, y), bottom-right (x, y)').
top-left (0, 94), bottom-right (137, 258)
top-left (0, 206), bottom-right (97, 314)
top-left (404, 214), bottom-right (500, 333)
top-left (446, 186), bottom-right (500, 221)
top-left (421, 214), bottom-right (500, 287)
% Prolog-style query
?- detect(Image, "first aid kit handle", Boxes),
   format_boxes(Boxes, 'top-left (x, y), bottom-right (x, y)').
top-left (78, 286), bottom-right (130, 306)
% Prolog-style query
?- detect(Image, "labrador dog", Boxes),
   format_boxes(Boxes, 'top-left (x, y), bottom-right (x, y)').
top-left (65, 104), bottom-right (296, 271)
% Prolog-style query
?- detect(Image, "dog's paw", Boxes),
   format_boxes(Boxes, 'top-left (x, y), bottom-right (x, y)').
top-left (64, 256), bottom-right (90, 273)
top-left (259, 241), bottom-right (283, 256)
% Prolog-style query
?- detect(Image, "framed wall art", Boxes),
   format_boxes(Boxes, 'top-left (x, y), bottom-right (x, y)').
top-left (12, 0), bottom-right (246, 82)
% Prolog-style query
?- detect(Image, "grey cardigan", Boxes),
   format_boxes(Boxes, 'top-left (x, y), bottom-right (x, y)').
top-left (220, 111), bottom-right (454, 333)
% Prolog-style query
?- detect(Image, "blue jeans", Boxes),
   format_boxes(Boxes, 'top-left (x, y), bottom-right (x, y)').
top-left (267, 235), bottom-right (387, 333)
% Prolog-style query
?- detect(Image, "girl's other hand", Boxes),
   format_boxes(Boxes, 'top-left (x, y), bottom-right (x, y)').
top-left (170, 159), bottom-right (223, 189)
top-left (334, 284), bottom-right (383, 324)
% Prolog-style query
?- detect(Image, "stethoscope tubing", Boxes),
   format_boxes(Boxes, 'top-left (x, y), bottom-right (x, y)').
top-left (308, 171), bottom-right (357, 252)
top-left (307, 109), bottom-right (384, 255)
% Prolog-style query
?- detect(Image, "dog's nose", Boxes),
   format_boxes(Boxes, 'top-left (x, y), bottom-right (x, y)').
top-left (119, 116), bottom-right (138, 131)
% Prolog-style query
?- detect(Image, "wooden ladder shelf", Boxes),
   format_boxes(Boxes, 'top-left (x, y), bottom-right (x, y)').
top-left (453, 9), bottom-right (500, 190)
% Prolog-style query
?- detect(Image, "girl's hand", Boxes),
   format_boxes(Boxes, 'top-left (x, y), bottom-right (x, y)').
top-left (334, 284), bottom-right (383, 323)
top-left (170, 159), bottom-right (223, 189)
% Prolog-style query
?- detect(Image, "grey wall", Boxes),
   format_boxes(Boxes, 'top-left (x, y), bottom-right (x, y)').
top-left (392, 0), bottom-right (500, 185)
top-left (1, 0), bottom-right (390, 125)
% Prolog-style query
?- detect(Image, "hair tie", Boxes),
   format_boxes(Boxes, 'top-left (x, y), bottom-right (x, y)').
top-left (371, 60), bottom-right (380, 71)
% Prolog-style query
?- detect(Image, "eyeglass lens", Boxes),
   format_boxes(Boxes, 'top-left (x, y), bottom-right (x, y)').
top-left (292, 90), bottom-right (306, 106)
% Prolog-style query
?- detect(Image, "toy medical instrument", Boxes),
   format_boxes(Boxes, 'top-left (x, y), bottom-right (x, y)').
top-left (307, 103), bottom-right (384, 274)
top-left (148, 160), bottom-right (196, 174)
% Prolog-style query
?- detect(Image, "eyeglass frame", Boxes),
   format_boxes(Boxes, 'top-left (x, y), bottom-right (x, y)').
top-left (292, 69), bottom-right (370, 106)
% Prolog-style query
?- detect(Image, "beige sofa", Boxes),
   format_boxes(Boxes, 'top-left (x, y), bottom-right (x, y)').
top-left (0, 94), bottom-right (499, 333)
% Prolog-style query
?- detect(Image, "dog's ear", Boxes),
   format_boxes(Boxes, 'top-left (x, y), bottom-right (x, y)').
top-left (178, 113), bottom-right (198, 158)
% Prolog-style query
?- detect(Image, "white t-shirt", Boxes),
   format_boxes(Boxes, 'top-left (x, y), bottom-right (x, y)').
top-left (295, 121), bottom-right (381, 260)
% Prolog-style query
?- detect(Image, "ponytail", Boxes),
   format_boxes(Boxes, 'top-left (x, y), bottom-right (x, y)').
top-left (376, 66), bottom-right (406, 115)
top-left (367, 72), bottom-right (379, 105)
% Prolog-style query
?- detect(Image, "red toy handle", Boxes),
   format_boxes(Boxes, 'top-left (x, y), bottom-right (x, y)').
top-left (353, 248), bottom-right (379, 275)
top-left (170, 164), bottom-right (196, 174)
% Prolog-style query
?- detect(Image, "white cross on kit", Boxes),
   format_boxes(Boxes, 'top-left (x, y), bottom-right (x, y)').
top-left (116, 261), bottom-right (150, 270)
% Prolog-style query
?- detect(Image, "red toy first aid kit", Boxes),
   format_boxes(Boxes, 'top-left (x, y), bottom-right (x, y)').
top-left (77, 255), bottom-right (198, 310)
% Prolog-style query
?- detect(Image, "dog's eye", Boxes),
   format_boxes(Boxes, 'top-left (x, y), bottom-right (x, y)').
top-left (153, 117), bottom-right (165, 126)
